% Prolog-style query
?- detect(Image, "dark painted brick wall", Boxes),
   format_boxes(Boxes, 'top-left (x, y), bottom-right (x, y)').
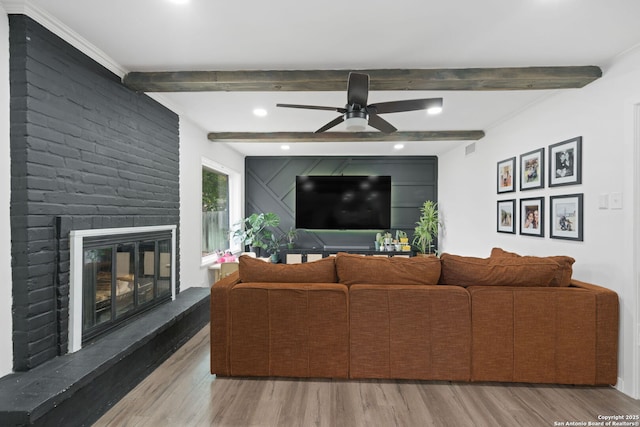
top-left (9, 15), bottom-right (180, 371)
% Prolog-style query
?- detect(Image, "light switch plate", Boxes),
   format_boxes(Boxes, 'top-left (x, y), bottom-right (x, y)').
top-left (611, 192), bottom-right (623, 209)
top-left (598, 194), bottom-right (609, 209)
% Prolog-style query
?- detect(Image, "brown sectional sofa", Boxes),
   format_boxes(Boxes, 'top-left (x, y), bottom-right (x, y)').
top-left (210, 249), bottom-right (618, 385)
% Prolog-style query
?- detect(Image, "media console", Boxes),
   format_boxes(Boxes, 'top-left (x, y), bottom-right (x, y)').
top-left (282, 248), bottom-right (414, 264)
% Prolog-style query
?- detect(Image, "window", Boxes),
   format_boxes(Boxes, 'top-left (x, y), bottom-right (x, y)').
top-left (202, 167), bottom-right (229, 257)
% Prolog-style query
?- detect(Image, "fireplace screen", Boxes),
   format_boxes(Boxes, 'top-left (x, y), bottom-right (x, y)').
top-left (82, 234), bottom-right (172, 342)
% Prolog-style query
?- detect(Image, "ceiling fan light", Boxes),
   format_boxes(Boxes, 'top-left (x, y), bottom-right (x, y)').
top-left (253, 108), bottom-right (267, 117)
top-left (427, 106), bottom-right (443, 115)
top-left (345, 117), bottom-right (368, 131)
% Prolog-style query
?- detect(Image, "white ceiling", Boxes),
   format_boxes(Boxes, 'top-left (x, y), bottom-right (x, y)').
top-left (9, 0), bottom-right (640, 156)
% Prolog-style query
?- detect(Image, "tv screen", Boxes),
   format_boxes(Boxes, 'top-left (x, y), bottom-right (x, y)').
top-left (295, 175), bottom-right (391, 230)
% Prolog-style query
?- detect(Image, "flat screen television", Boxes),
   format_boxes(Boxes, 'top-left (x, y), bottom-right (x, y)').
top-left (295, 175), bottom-right (391, 230)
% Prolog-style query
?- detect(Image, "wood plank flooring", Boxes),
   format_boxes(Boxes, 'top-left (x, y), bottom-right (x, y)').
top-left (94, 325), bottom-right (640, 427)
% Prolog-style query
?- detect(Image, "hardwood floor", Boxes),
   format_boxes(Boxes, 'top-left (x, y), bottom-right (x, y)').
top-left (94, 325), bottom-right (640, 427)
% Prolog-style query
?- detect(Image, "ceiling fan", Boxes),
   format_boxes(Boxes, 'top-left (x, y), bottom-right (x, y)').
top-left (276, 72), bottom-right (443, 133)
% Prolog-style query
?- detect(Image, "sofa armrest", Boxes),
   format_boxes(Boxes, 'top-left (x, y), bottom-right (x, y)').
top-left (570, 278), bottom-right (618, 294)
top-left (570, 279), bottom-right (619, 385)
top-left (210, 271), bottom-right (241, 375)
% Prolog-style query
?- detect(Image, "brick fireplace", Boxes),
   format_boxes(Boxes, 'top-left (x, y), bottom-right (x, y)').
top-left (9, 15), bottom-right (180, 371)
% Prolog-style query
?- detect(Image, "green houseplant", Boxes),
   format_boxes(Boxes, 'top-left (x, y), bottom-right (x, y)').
top-left (396, 230), bottom-right (411, 251)
top-left (232, 212), bottom-right (280, 256)
top-left (412, 200), bottom-right (440, 255)
top-left (374, 232), bottom-right (384, 251)
top-left (282, 226), bottom-right (298, 249)
top-left (264, 232), bottom-right (281, 263)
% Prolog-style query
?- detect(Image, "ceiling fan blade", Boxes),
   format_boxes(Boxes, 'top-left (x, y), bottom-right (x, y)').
top-left (277, 103), bottom-right (345, 113)
top-left (368, 98), bottom-right (443, 114)
top-left (347, 73), bottom-right (369, 107)
top-left (315, 116), bottom-right (345, 133)
top-left (368, 113), bottom-right (397, 133)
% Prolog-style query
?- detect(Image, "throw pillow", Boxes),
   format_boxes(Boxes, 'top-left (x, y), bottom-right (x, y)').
top-left (335, 252), bottom-right (441, 286)
top-left (238, 255), bottom-right (338, 283)
top-left (439, 252), bottom-right (559, 287)
top-left (490, 247), bottom-right (575, 287)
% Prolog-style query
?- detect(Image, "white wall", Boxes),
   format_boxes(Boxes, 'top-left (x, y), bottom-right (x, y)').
top-left (179, 117), bottom-right (244, 289)
top-left (0, 7), bottom-right (12, 378)
top-left (439, 46), bottom-right (640, 398)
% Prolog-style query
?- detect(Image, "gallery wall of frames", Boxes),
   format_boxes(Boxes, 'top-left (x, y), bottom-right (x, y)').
top-left (496, 136), bottom-right (583, 241)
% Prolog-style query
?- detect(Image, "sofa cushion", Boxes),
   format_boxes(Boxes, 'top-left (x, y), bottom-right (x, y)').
top-left (439, 253), bottom-right (559, 287)
top-left (490, 247), bottom-right (575, 287)
top-left (238, 255), bottom-right (338, 283)
top-left (349, 284), bottom-right (471, 381)
top-left (229, 281), bottom-right (349, 378)
top-left (336, 252), bottom-right (441, 286)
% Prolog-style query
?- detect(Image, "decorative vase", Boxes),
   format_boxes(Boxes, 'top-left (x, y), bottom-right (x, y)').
top-left (249, 246), bottom-right (262, 257)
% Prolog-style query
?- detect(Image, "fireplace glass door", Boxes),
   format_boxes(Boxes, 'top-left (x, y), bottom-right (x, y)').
top-left (116, 243), bottom-right (135, 318)
top-left (83, 248), bottom-right (112, 330)
top-left (82, 233), bottom-right (172, 342)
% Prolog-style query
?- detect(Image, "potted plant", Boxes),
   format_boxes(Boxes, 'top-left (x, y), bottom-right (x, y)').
top-left (396, 230), bottom-right (411, 251)
top-left (232, 212), bottom-right (280, 256)
top-left (374, 232), bottom-right (385, 251)
top-left (412, 200), bottom-right (440, 256)
top-left (282, 227), bottom-right (298, 249)
top-left (264, 232), bottom-right (281, 263)
top-left (383, 231), bottom-right (394, 251)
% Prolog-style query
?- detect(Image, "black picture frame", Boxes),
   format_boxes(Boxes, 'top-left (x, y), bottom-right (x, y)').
top-left (497, 157), bottom-right (516, 193)
top-left (549, 136), bottom-right (582, 187)
top-left (520, 148), bottom-right (544, 190)
top-left (550, 193), bottom-right (584, 241)
top-left (520, 197), bottom-right (544, 237)
top-left (497, 199), bottom-right (516, 234)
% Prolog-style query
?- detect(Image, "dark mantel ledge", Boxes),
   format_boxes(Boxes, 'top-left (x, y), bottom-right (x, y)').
top-left (0, 287), bottom-right (210, 427)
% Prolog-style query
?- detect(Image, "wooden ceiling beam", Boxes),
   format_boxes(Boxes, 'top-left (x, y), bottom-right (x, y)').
top-left (207, 131), bottom-right (485, 143)
top-left (124, 66), bottom-right (602, 92)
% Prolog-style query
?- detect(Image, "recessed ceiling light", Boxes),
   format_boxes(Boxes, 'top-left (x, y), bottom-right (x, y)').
top-left (253, 108), bottom-right (268, 117)
top-left (281, 145), bottom-right (290, 151)
top-left (427, 106), bottom-right (443, 115)
top-left (168, 0), bottom-right (190, 4)
top-left (394, 143), bottom-right (405, 150)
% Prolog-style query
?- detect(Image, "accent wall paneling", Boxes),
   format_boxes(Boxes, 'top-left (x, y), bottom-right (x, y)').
top-left (245, 156), bottom-right (437, 250)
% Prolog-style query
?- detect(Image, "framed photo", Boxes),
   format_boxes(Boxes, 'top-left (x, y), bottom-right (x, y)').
top-left (520, 197), bottom-right (544, 237)
top-left (520, 148), bottom-right (544, 190)
top-left (497, 199), bottom-right (516, 234)
top-left (497, 157), bottom-right (516, 193)
top-left (549, 136), bottom-right (582, 187)
top-left (550, 193), bottom-right (583, 241)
